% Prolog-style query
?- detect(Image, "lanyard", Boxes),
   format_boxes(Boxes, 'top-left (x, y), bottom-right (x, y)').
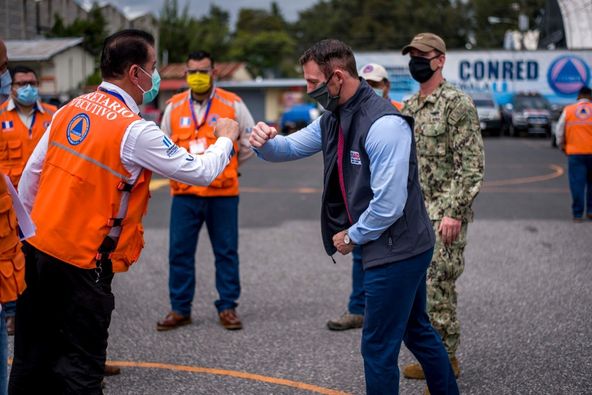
top-left (28, 109), bottom-right (37, 138)
top-left (189, 95), bottom-right (212, 136)
top-left (98, 87), bottom-right (130, 110)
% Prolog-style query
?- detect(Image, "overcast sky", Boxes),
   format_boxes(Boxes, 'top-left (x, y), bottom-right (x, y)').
top-left (87, 0), bottom-right (320, 26)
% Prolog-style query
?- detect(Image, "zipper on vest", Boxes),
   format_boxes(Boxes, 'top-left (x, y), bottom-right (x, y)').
top-left (330, 255), bottom-right (336, 264)
top-left (388, 236), bottom-right (393, 248)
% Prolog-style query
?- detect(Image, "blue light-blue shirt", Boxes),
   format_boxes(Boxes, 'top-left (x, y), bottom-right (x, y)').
top-left (255, 115), bottom-right (411, 245)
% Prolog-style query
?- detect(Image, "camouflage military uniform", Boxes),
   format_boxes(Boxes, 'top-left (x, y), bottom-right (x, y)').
top-left (402, 80), bottom-right (484, 355)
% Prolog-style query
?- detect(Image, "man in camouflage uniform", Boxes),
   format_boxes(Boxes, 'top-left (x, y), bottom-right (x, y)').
top-left (400, 33), bottom-right (485, 380)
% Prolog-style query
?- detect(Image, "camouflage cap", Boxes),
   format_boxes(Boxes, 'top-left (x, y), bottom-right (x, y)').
top-left (402, 33), bottom-right (446, 55)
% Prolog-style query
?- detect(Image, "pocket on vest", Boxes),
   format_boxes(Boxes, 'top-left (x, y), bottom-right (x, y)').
top-left (7, 140), bottom-right (22, 160)
top-left (0, 193), bottom-right (17, 238)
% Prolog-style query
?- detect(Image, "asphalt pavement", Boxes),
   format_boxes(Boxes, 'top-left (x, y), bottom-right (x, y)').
top-left (12, 136), bottom-right (592, 394)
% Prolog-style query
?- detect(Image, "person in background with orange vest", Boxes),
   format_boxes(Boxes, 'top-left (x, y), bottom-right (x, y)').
top-left (0, 65), bottom-right (56, 337)
top-left (0, 36), bottom-right (26, 395)
top-left (555, 86), bottom-right (592, 222)
top-left (359, 63), bottom-right (403, 110)
top-left (156, 50), bottom-right (254, 332)
top-left (9, 30), bottom-right (239, 394)
top-left (326, 62), bottom-right (404, 331)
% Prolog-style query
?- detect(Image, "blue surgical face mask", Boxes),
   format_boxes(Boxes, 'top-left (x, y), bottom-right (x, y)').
top-left (372, 87), bottom-right (385, 98)
top-left (136, 67), bottom-right (160, 104)
top-left (15, 84), bottom-right (39, 106)
top-left (0, 70), bottom-right (11, 96)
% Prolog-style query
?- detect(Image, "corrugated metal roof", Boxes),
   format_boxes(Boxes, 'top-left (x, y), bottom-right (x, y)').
top-left (6, 38), bottom-right (85, 61)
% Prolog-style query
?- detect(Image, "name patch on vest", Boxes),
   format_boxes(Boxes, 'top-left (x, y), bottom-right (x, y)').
top-left (350, 150), bottom-right (362, 165)
top-left (66, 113), bottom-right (91, 145)
top-left (70, 92), bottom-right (135, 120)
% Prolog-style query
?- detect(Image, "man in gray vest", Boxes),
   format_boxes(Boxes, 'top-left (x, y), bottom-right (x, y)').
top-left (250, 39), bottom-right (458, 395)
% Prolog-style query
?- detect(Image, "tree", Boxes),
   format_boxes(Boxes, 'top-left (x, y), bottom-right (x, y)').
top-left (229, 3), bottom-right (296, 78)
top-left (46, 2), bottom-right (107, 56)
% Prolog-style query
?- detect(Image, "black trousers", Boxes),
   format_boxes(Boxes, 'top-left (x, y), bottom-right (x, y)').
top-left (9, 242), bottom-right (115, 395)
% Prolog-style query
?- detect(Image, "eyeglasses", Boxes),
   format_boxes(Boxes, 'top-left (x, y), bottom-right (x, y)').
top-left (186, 68), bottom-right (212, 75)
top-left (12, 81), bottom-right (39, 88)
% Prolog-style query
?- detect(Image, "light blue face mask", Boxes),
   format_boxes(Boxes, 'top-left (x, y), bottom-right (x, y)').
top-left (372, 87), bottom-right (385, 98)
top-left (15, 84), bottom-right (39, 106)
top-left (0, 70), bottom-right (11, 96)
top-left (136, 67), bottom-right (160, 104)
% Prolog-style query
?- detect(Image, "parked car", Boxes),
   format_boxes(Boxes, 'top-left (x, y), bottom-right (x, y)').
top-left (469, 91), bottom-right (502, 136)
top-left (503, 93), bottom-right (552, 137)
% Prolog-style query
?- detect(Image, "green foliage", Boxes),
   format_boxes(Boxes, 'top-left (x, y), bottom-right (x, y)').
top-left (159, 0), bottom-right (231, 63)
top-left (229, 4), bottom-right (296, 77)
top-left (46, 2), bottom-right (107, 56)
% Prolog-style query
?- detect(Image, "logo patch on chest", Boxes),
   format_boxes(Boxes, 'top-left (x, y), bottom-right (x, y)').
top-left (1, 120), bottom-right (14, 131)
top-left (179, 116), bottom-right (192, 128)
top-left (350, 150), bottom-right (361, 165)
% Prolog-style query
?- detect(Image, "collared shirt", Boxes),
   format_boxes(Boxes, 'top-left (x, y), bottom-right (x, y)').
top-left (19, 81), bottom-right (233, 213)
top-left (6, 98), bottom-right (45, 129)
top-left (555, 98), bottom-right (590, 148)
top-left (160, 85), bottom-right (254, 164)
top-left (254, 115), bottom-right (411, 245)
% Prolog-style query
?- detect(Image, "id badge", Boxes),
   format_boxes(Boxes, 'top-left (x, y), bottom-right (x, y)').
top-left (189, 138), bottom-right (206, 155)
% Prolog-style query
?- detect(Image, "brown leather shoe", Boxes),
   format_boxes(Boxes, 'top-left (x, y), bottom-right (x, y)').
top-left (403, 356), bottom-right (460, 380)
top-left (219, 309), bottom-right (242, 330)
top-left (5, 316), bottom-right (15, 336)
top-left (326, 312), bottom-right (363, 331)
top-left (156, 311), bottom-right (191, 331)
top-left (104, 363), bottom-right (121, 376)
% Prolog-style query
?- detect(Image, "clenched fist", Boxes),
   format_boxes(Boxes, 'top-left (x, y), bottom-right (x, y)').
top-left (214, 118), bottom-right (239, 141)
top-left (249, 121), bottom-right (278, 148)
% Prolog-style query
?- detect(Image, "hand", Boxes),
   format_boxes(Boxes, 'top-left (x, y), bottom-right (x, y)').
top-left (214, 118), bottom-right (239, 141)
top-left (249, 121), bottom-right (278, 148)
top-left (333, 230), bottom-right (355, 255)
top-left (438, 216), bottom-right (462, 246)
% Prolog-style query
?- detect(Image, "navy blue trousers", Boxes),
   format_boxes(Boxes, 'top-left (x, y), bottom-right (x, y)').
top-left (362, 248), bottom-right (459, 395)
top-left (168, 195), bottom-right (240, 315)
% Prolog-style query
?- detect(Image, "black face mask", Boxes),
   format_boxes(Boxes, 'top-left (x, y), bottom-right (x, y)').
top-left (409, 55), bottom-right (440, 83)
top-left (308, 72), bottom-right (342, 112)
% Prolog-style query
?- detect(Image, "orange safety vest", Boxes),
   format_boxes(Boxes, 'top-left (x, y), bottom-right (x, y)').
top-left (564, 100), bottom-right (592, 155)
top-left (0, 176), bottom-right (25, 303)
top-left (28, 89), bottom-right (152, 272)
top-left (391, 100), bottom-right (403, 111)
top-left (168, 88), bottom-right (241, 197)
top-left (0, 101), bottom-right (57, 187)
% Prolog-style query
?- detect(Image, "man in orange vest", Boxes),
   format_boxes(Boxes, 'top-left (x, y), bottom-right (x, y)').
top-left (0, 65), bottom-right (56, 336)
top-left (555, 86), bottom-right (592, 222)
top-left (156, 51), bottom-right (254, 332)
top-left (326, 62), bottom-right (404, 331)
top-left (9, 30), bottom-right (239, 394)
top-left (0, 36), bottom-right (26, 395)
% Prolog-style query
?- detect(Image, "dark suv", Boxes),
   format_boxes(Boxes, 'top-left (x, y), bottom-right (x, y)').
top-left (503, 93), bottom-right (552, 137)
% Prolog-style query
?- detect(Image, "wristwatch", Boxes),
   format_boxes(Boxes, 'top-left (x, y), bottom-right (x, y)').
top-left (344, 232), bottom-right (351, 245)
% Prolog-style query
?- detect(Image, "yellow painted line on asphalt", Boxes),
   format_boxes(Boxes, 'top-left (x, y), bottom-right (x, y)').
top-left (150, 164), bottom-right (564, 193)
top-left (483, 164), bottom-right (564, 187)
top-left (107, 360), bottom-right (350, 395)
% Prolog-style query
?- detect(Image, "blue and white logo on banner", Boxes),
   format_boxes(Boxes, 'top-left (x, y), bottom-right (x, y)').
top-left (547, 55), bottom-right (590, 96)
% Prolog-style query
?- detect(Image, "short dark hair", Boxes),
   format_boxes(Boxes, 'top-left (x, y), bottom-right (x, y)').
top-left (10, 65), bottom-right (37, 79)
top-left (100, 29), bottom-right (155, 80)
top-left (577, 86), bottom-right (592, 99)
top-left (187, 51), bottom-right (214, 68)
top-left (299, 39), bottom-right (358, 79)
